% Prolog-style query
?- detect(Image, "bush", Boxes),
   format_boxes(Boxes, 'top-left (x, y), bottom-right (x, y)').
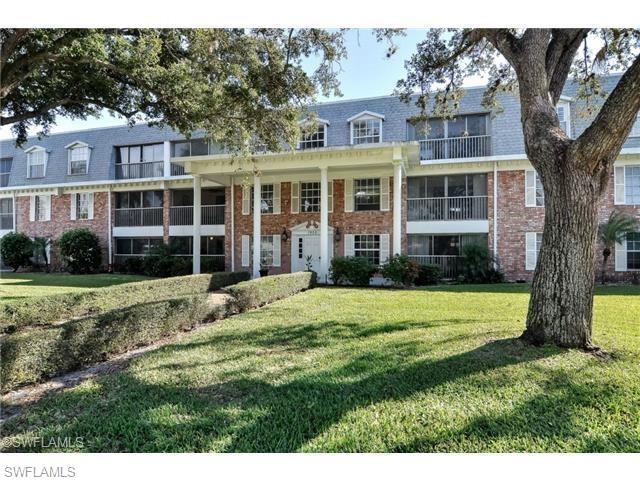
top-left (381, 255), bottom-right (420, 287)
top-left (57, 228), bottom-right (102, 274)
top-left (0, 293), bottom-right (228, 391)
top-left (209, 271), bottom-right (251, 291)
top-left (0, 274), bottom-right (213, 334)
top-left (226, 272), bottom-right (316, 312)
top-left (460, 244), bottom-right (504, 283)
top-left (415, 264), bottom-right (442, 286)
top-left (116, 257), bottom-right (145, 275)
top-left (0, 232), bottom-right (33, 272)
top-left (329, 256), bottom-right (377, 286)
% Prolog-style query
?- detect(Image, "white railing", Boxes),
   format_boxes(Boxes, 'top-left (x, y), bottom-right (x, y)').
top-left (407, 196), bottom-right (488, 221)
top-left (419, 135), bottom-right (491, 161)
top-left (169, 205), bottom-right (225, 225)
top-left (116, 161), bottom-right (164, 179)
top-left (114, 207), bottom-right (163, 227)
top-left (409, 255), bottom-right (462, 278)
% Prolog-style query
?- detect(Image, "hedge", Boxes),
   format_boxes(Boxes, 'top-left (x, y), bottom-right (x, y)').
top-left (0, 274), bottom-right (213, 334)
top-left (209, 271), bottom-right (251, 291)
top-left (225, 271), bottom-right (316, 312)
top-left (0, 293), bottom-right (230, 392)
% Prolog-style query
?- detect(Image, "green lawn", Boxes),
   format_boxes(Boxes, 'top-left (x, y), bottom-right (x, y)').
top-left (0, 273), bottom-right (151, 303)
top-left (2, 284), bottom-right (639, 452)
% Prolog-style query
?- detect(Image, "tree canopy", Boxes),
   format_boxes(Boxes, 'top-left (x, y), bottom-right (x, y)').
top-left (1, 28), bottom-right (346, 150)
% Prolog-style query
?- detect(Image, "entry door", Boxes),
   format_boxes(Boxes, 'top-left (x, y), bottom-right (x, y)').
top-left (293, 234), bottom-right (332, 272)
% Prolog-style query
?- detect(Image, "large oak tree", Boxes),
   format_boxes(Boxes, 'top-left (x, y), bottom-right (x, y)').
top-left (1, 28), bottom-right (345, 151)
top-left (395, 29), bottom-right (640, 350)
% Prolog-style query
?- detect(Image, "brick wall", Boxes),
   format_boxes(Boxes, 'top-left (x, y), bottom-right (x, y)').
top-left (496, 169), bottom-right (640, 282)
top-left (15, 192), bottom-right (110, 270)
top-left (230, 178), bottom-right (399, 274)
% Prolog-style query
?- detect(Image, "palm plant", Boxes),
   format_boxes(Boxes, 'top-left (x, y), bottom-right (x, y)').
top-left (598, 211), bottom-right (638, 284)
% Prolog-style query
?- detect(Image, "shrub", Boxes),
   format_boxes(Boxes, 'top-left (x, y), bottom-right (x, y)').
top-left (329, 256), bottom-right (377, 286)
top-left (209, 271), bottom-right (251, 291)
top-left (226, 272), bottom-right (316, 312)
top-left (57, 228), bottom-right (102, 274)
top-left (0, 293), bottom-right (228, 391)
top-left (0, 232), bottom-right (33, 272)
top-left (202, 256), bottom-right (225, 273)
top-left (460, 244), bottom-right (504, 283)
top-left (118, 256), bottom-right (145, 275)
top-left (415, 264), bottom-right (442, 286)
top-left (381, 255), bottom-right (420, 287)
top-left (0, 274), bottom-right (213, 334)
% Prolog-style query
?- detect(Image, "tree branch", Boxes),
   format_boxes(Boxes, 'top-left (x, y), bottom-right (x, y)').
top-left (546, 29), bottom-right (590, 104)
top-left (572, 53), bottom-right (640, 169)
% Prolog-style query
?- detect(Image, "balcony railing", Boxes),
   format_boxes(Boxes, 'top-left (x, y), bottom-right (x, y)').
top-left (169, 205), bottom-right (225, 226)
top-left (170, 163), bottom-right (186, 176)
top-left (116, 161), bottom-right (164, 179)
top-left (0, 214), bottom-right (13, 230)
top-left (408, 196), bottom-right (488, 221)
top-left (419, 135), bottom-right (491, 161)
top-left (114, 207), bottom-right (163, 227)
top-left (409, 255), bottom-right (463, 278)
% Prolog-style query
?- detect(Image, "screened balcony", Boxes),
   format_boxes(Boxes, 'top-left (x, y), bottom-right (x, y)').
top-left (407, 174), bottom-right (488, 221)
top-left (115, 143), bottom-right (164, 179)
top-left (114, 191), bottom-right (163, 227)
top-left (169, 188), bottom-right (225, 226)
top-left (407, 234), bottom-right (488, 278)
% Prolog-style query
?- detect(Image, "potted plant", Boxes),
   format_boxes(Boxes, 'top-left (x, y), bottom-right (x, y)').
top-left (259, 260), bottom-right (269, 277)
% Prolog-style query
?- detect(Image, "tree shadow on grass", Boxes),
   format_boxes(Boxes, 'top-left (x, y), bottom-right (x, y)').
top-left (2, 337), bottom-right (577, 453)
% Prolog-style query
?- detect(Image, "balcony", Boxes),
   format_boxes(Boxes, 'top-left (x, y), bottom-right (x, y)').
top-left (169, 205), bottom-right (225, 226)
top-left (116, 161), bottom-right (164, 179)
top-left (409, 255), bottom-right (462, 278)
top-left (114, 207), bottom-right (163, 227)
top-left (0, 213), bottom-right (13, 230)
top-left (170, 163), bottom-right (186, 176)
top-left (407, 196), bottom-right (488, 221)
top-left (419, 135), bottom-right (491, 161)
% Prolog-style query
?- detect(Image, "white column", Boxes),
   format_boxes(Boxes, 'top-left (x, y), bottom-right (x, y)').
top-left (230, 181), bottom-right (235, 271)
top-left (393, 162), bottom-right (402, 256)
top-left (493, 161), bottom-right (498, 267)
top-left (319, 166), bottom-right (329, 282)
top-left (192, 175), bottom-right (202, 274)
top-left (252, 175), bottom-right (261, 278)
top-left (107, 188), bottom-right (112, 270)
top-left (163, 141), bottom-right (171, 178)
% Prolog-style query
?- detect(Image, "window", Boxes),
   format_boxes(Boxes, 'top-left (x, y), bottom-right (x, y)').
top-left (260, 236), bottom-right (275, 267)
top-left (115, 238), bottom-right (162, 255)
top-left (68, 146), bottom-right (89, 175)
top-left (525, 170), bottom-right (545, 207)
top-left (201, 236), bottom-right (224, 256)
top-left (631, 115), bottom-right (640, 137)
top-left (118, 143), bottom-right (163, 163)
top-left (408, 174), bottom-right (487, 199)
top-left (354, 234), bottom-right (381, 265)
top-left (116, 191), bottom-right (163, 209)
top-left (298, 124), bottom-right (327, 149)
top-left (0, 158), bottom-right (12, 187)
top-left (0, 198), bottom-right (13, 230)
top-left (351, 118), bottom-right (381, 144)
top-left (300, 182), bottom-right (321, 212)
top-left (556, 102), bottom-right (571, 136)
top-left (251, 184), bottom-right (274, 214)
top-left (354, 178), bottom-right (380, 211)
top-left (34, 195), bottom-right (51, 221)
top-left (625, 165), bottom-right (640, 205)
top-left (526, 232), bottom-right (543, 271)
top-left (26, 148), bottom-right (46, 178)
top-left (75, 193), bottom-right (91, 220)
top-left (627, 232), bottom-right (640, 270)
top-left (172, 139), bottom-right (211, 157)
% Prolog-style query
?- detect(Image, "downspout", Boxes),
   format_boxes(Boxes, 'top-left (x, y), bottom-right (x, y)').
top-left (493, 161), bottom-right (498, 267)
top-left (107, 186), bottom-right (113, 272)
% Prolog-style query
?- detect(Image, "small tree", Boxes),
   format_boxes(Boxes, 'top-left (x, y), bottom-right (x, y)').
top-left (58, 229), bottom-right (102, 274)
top-left (598, 211), bottom-right (638, 284)
top-left (381, 254), bottom-right (420, 287)
top-left (0, 232), bottom-right (33, 272)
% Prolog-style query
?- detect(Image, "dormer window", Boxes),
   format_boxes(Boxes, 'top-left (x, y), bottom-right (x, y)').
top-left (65, 141), bottom-right (91, 175)
top-left (348, 111), bottom-right (385, 145)
top-left (298, 119), bottom-right (329, 150)
top-left (25, 146), bottom-right (47, 179)
top-left (556, 100), bottom-right (571, 136)
top-left (631, 114), bottom-right (640, 138)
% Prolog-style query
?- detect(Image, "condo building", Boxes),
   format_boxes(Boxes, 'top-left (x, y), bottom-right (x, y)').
top-left (1, 74), bottom-right (639, 281)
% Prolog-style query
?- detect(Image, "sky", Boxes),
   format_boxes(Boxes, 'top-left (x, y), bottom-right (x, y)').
top-left (0, 29), bottom-right (487, 141)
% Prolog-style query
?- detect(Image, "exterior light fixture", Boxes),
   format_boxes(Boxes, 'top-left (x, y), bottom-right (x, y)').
top-left (281, 228), bottom-right (289, 242)
top-left (335, 227), bottom-right (342, 242)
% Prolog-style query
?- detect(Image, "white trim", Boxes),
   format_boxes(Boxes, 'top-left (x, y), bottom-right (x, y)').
top-left (272, 234), bottom-right (281, 267)
top-left (493, 162), bottom-right (498, 262)
top-left (344, 234), bottom-right (354, 257)
top-left (614, 166), bottom-right (626, 205)
top-left (406, 220), bottom-right (489, 234)
top-left (272, 182), bottom-right (281, 214)
top-left (230, 182), bottom-right (235, 271)
top-left (241, 235), bottom-right (250, 267)
top-left (70, 193), bottom-right (77, 220)
top-left (615, 238), bottom-right (627, 272)
top-left (380, 176), bottom-right (390, 211)
top-left (346, 111), bottom-right (386, 122)
top-left (298, 117), bottom-right (330, 126)
top-left (112, 226), bottom-right (163, 237)
top-left (64, 140), bottom-right (90, 149)
top-left (168, 224), bottom-right (225, 237)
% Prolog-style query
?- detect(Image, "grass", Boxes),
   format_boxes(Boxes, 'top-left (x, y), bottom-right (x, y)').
top-left (0, 273), bottom-right (151, 304)
top-left (2, 284), bottom-right (639, 452)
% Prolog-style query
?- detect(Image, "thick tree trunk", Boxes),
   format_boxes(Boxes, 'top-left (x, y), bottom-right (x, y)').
top-left (522, 162), bottom-right (601, 349)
